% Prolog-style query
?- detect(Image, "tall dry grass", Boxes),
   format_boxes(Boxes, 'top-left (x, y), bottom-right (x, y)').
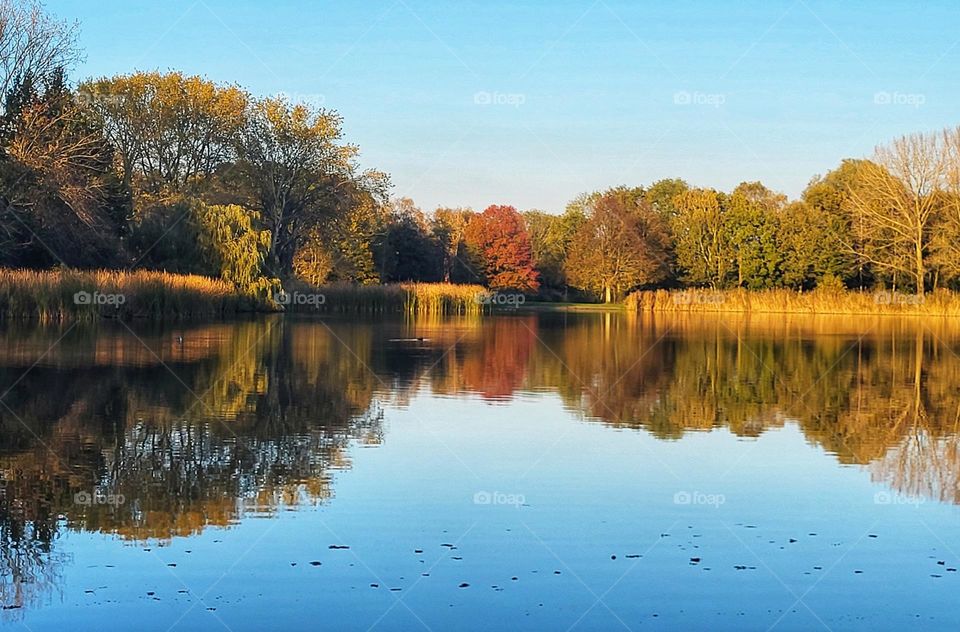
top-left (0, 268), bottom-right (509, 320)
top-left (0, 269), bottom-right (261, 321)
top-left (282, 282), bottom-right (489, 315)
top-left (626, 288), bottom-right (960, 316)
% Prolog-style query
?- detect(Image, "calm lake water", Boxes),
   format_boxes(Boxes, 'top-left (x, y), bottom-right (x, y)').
top-left (2, 312), bottom-right (960, 631)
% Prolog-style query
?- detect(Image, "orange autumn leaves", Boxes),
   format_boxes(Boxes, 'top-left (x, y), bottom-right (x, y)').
top-left (463, 204), bottom-right (540, 292)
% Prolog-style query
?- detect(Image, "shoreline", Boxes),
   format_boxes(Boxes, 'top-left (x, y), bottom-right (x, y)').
top-left (3, 268), bottom-right (960, 321)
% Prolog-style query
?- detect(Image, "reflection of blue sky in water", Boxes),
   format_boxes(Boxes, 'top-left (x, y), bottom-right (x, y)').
top-left (3, 313), bottom-right (960, 629)
top-left (20, 397), bottom-right (960, 631)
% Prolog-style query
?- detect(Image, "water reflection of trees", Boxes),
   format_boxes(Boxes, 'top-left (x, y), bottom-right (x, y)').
top-left (0, 318), bottom-right (387, 613)
top-left (4, 313), bottom-right (960, 613)
top-left (373, 312), bottom-right (960, 510)
top-left (413, 313), bottom-right (960, 505)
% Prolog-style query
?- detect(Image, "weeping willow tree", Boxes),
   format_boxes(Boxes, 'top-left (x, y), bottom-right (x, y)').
top-left (193, 202), bottom-right (277, 297)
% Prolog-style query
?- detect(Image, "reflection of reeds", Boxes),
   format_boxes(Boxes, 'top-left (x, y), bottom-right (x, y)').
top-left (628, 288), bottom-right (960, 316)
top-left (286, 282), bottom-right (488, 315)
top-left (0, 269), bottom-right (262, 321)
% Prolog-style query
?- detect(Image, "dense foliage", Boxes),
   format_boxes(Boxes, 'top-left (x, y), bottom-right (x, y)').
top-left (4, 1), bottom-right (960, 304)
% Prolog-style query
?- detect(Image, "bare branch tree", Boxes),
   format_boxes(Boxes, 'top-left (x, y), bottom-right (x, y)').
top-left (846, 132), bottom-right (947, 294)
top-left (0, 0), bottom-right (81, 99)
top-left (931, 127), bottom-right (960, 285)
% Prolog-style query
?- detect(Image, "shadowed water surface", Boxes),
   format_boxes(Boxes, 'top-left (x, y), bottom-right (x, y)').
top-left (2, 312), bottom-right (960, 630)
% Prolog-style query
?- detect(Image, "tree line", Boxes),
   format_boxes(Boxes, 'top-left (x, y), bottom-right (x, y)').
top-left (0, 0), bottom-right (388, 297)
top-left (3, 0), bottom-right (960, 303)
top-left (371, 137), bottom-right (960, 303)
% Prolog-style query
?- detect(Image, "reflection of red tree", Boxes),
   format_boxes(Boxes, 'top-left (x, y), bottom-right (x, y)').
top-left (462, 316), bottom-right (536, 400)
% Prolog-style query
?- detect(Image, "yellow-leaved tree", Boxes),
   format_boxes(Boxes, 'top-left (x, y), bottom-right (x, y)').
top-left (193, 202), bottom-right (277, 298)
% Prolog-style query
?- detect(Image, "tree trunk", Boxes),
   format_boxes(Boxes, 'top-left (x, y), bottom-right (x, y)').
top-left (916, 229), bottom-right (925, 296)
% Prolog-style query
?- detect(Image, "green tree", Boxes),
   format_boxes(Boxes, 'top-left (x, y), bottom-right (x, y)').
top-left (125, 197), bottom-right (203, 272)
top-left (376, 198), bottom-right (441, 282)
top-left (671, 188), bottom-right (731, 288)
top-left (523, 210), bottom-right (565, 291)
top-left (803, 159), bottom-right (873, 287)
top-left (524, 205), bottom-right (586, 295)
top-left (644, 178), bottom-right (689, 221)
top-left (724, 182), bottom-right (784, 289)
top-left (194, 202), bottom-right (273, 295)
top-left (777, 201), bottom-right (838, 290)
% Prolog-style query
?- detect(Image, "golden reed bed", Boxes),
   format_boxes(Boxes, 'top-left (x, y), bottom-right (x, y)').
top-left (0, 269), bottom-right (492, 320)
top-left (627, 288), bottom-right (960, 317)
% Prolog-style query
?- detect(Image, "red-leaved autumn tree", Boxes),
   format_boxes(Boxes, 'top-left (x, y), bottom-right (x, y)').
top-left (464, 205), bottom-right (540, 291)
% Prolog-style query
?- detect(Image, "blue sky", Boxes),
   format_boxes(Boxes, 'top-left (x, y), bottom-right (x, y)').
top-left (49, 0), bottom-right (960, 213)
